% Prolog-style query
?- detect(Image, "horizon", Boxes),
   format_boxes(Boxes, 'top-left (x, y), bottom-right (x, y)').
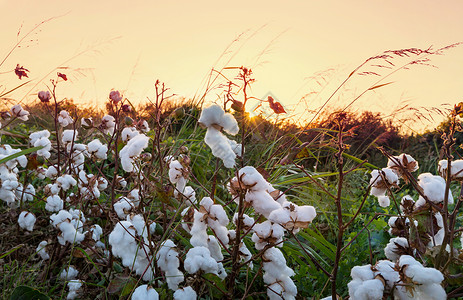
top-left (0, 0), bottom-right (462, 133)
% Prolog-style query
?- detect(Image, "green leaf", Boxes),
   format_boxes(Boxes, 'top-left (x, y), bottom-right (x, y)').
top-left (0, 244), bottom-right (24, 259)
top-left (0, 146), bottom-right (44, 165)
top-left (10, 286), bottom-right (50, 300)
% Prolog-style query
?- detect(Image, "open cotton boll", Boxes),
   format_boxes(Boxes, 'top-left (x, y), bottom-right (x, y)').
top-left (238, 166), bottom-right (271, 192)
top-left (60, 266), bottom-right (79, 281)
top-left (56, 175), bottom-right (77, 191)
top-left (87, 139), bottom-right (108, 159)
top-left (228, 139), bottom-right (243, 157)
top-left (268, 202), bottom-right (316, 231)
top-left (66, 279), bottom-right (82, 300)
top-left (121, 127), bottom-right (139, 142)
top-left (350, 278), bottom-right (384, 300)
top-left (173, 286), bottom-right (197, 300)
top-left (62, 130), bottom-right (78, 144)
top-left (16, 183), bottom-right (35, 202)
top-left (119, 134), bottom-right (150, 172)
top-left (438, 159), bottom-right (463, 180)
top-left (198, 104), bottom-right (239, 135)
top-left (373, 260), bottom-right (399, 289)
top-left (369, 168), bottom-right (398, 197)
top-left (184, 246), bottom-right (221, 276)
top-left (132, 285), bottom-right (159, 300)
top-left (384, 237), bottom-right (409, 261)
top-left (399, 255), bottom-right (444, 284)
top-left (114, 197), bottom-right (135, 219)
top-left (58, 110), bottom-right (73, 127)
top-left (252, 220), bottom-right (285, 250)
top-left (36, 241), bottom-right (49, 260)
top-left (387, 153), bottom-right (419, 174)
top-left (156, 239), bottom-right (184, 291)
top-left (245, 190), bottom-right (282, 218)
top-left (417, 173), bottom-right (453, 206)
top-left (30, 130), bottom-right (52, 158)
top-left (377, 195), bottom-right (390, 207)
top-left (18, 211), bottom-right (36, 231)
top-left (101, 115), bottom-right (116, 135)
top-left (204, 127), bottom-right (237, 168)
top-left (90, 224), bottom-right (103, 241)
top-left (190, 210), bottom-right (209, 247)
top-left (10, 104), bottom-right (29, 121)
top-left (45, 195), bottom-right (63, 212)
top-left (168, 160), bottom-right (185, 184)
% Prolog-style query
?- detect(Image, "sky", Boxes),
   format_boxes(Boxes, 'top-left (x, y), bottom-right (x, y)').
top-left (0, 0), bottom-right (462, 131)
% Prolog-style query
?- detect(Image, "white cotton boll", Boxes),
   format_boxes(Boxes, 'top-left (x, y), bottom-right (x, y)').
top-left (119, 134), bottom-right (150, 172)
top-left (228, 139), bottom-right (242, 156)
top-left (36, 241), bottom-right (49, 260)
top-left (190, 210), bottom-right (209, 248)
top-left (16, 183), bottom-right (35, 202)
top-left (45, 165), bottom-right (58, 179)
top-left (131, 285), bottom-right (159, 300)
top-left (121, 127), bottom-right (139, 142)
top-left (69, 208), bottom-right (86, 223)
top-left (169, 160), bottom-right (184, 183)
top-left (374, 260), bottom-right (399, 288)
top-left (238, 166), bottom-right (271, 191)
top-left (60, 266), bottom-right (79, 281)
top-left (184, 246), bottom-right (220, 275)
top-left (45, 195), bottom-right (63, 212)
top-left (10, 104), bottom-right (29, 121)
top-left (66, 279), bottom-right (82, 300)
top-left (114, 198), bottom-right (134, 219)
top-left (57, 175), bottom-right (77, 191)
top-left (199, 196), bottom-right (214, 211)
top-left (97, 177), bottom-right (108, 191)
top-left (417, 283), bottom-right (447, 300)
top-left (30, 130), bottom-right (52, 158)
top-left (204, 127), bottom-right (237, 168)
top-left (370, 168), bottom-right (398, 196)
top-left (18, 211), bottom-right (36, 231)
top-left (58, 221), bottom-right (86, 245)
top-left (58, 110), bottom-right (73, 127)
top-left (198, 104), bottom-right (239, 135)
top-left (267, 282), bottom-right (284, 300)
top-left (101, 115), bottom-right (116, 135)
top-left (246, 190), bottom-right (281, 218)
top-left (139, 120), bottom-right (149, 132)
top-left (87, 139), bottom-right (108, 159)
top-left (417, 173), bottom-right (453, 205)
top-left (207, 235), bottom-right (223, 261)
top-left (62, 130), bottom-right (78, 144)
top-left (377, 195), bottom-right (390, 207)
top-left (350, 265), bottom-right (374, 281)
top-left (156, 239), bottom-right (184, 291)
top-left (173, 286), bottom-right (197, 300)
top-left (50, 210), bottom-right (73, 227)
top-left (438, 159), bottom-right (463, 179)
top-left (90, 224), bottom-right (103, 241)
top-left (384, 237), bottom-right (408, 261)
top-left (127, 214), bottom-right (148, 237)
top-left (387, 153), bottom-right (418, 172)
top-left (351, 278), bottom-right (384, 300)
top-left (182, 186), bottom-right (196, 205)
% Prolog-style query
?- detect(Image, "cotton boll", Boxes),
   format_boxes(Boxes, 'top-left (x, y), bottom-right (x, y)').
top-left (56, 174), bottom-right (77, 191)
top-left (114, 197), bottom-right (134, 219)
top-left (184, 246), bottom-right (220, 276)
top-left (45, 165), bottom-right (59, 179)
top-left (121, 127), bottom-right (139, 142)
top-left (190, 210), bottom-right (209, 248)
top-left (66, 280), bottom-right (82, 300)
top-left (351, 278), bottom-right (384, 300)
top-left (238, 166), bottom-right (271, 191)
top-left (204, 127), bottom-right (237, 168)
top-left (417, 173), bottom-right (453, 205)
top-left (245, 190), bottom-right (281, 218)
top-left (438, 159), bottom-right (463, 180)
top-left (207, 235), bottom-right (224, 261)
top-left (198, 104), bottom-right (239, 135)
top-left (87, 139), bottom-right (108, 159)
top-left (119, 134), bottom-right (150, 172)
top-left (62, 130), bottom-right (78, 144)
top-left (45, 195), bottom-right (63, 212)
top-left (60, 266), bottom-right (79, 281)
top-left (350, 265), bottom-right (375, 281)
top-left (131, 285), bottom-right (159, 300)
top-left (18, 211), bottom-right (36, 231)
top-left (377, 195), bottom-right (390, 207)
top-left (36, 241), bottom-right (49, 260)
top-left (90, 224), bottom-right (103, 241)
top-left (50, 210), bottom-right (73, 227)
top-left (58, 110), bottom-right (73, 127)
top-left (173, 286), bottom-right (197, 300)
top-left (384, 237), bottom-right (409, 261)
top-left (156, 239), bottom-right (184, 291)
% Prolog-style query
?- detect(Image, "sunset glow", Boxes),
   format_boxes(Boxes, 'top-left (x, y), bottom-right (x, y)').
top-left (1, 0), bottom-right (462, 130)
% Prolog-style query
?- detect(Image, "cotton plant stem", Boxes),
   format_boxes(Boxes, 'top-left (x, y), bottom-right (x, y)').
top-left (331, 123), bottom-right (346, 300)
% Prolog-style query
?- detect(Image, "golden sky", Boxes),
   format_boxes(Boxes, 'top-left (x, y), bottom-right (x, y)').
top-left (1, 0), bottom-right (462, 130)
